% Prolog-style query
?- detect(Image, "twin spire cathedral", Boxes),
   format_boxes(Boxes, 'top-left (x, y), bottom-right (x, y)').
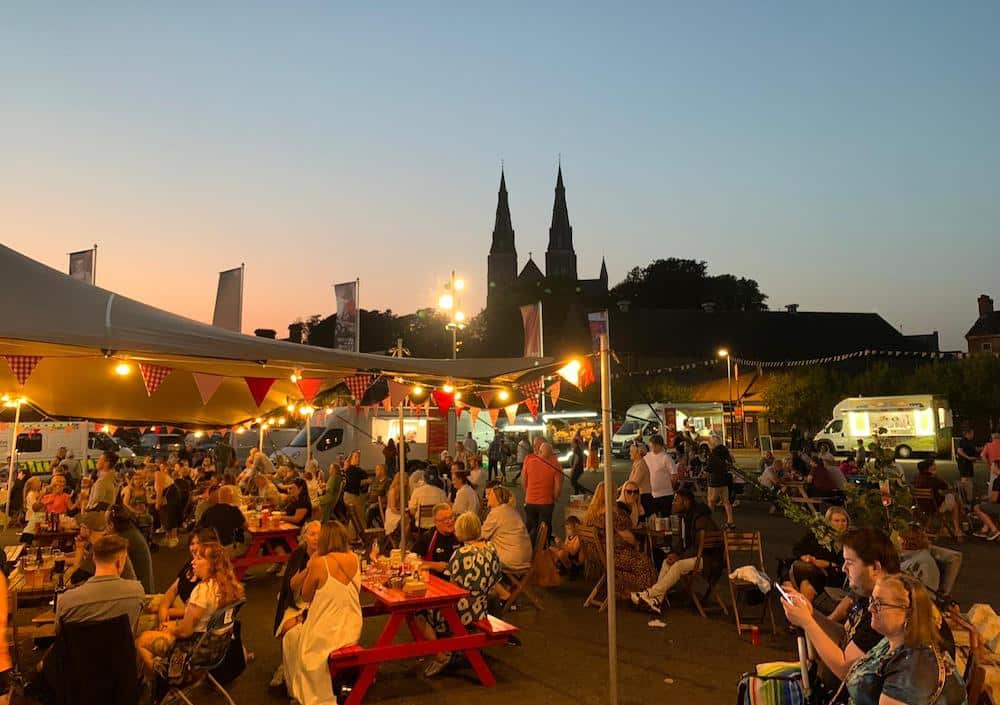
top-left (486, 166), bottom-right (608, 309)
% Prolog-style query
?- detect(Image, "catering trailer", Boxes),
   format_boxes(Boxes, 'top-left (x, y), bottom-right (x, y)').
top-left (0, 421), bottom-right (135, 475)
top-left (813, 395), bottom-right (952, 459)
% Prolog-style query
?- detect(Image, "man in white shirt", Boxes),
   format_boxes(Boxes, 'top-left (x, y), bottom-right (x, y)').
top-left (408, 479), bottom-right (448, 529)
top-left (644, 435), bottom-right (675, 517)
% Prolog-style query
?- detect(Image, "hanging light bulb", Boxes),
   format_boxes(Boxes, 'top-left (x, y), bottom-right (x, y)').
top-left (498, 389), bottom-right (510, 401)
top-left (194, 431), bottom-right (204, 438)
top-left (287, 403), bottom-right (296, 412)
top-left (277, 416), bottom-right (286, 425)
top-left (442, 383), bottom-right (454, 394)
top-left (454, 391), bottom-right (462, 401)
top-left (290, 371), bottom-right (300, 383)
top-left (412, 385), bottom-right (424, 396)
top-left (114, 361), bottom-right (132, 376)
top-left (254, 417), bottom-right (262, 424)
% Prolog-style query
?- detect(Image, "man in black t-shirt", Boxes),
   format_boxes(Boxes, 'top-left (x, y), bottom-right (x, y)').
top-left (411, 504), bottom-right (459, 574)
top-left (197, 486), bottom-right (247, 552)
top-left (956, 428), bottom-right (980, 506)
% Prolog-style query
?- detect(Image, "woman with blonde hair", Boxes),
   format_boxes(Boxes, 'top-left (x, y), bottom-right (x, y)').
top-left (788, 506), bottom-right (851, 604)
top-left (136, 541), bottom-right (245, 673)
top-left (584, 481), bottom-right (656, 599)
top-left (482, 485), bottom-right (532, 571)
top-left (282, 521), bottom-right (363, 705)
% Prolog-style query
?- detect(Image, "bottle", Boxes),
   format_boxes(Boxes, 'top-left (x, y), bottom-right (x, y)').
top-left (35, 545), bottom-right (43, 567)
top-left (53, 570), bottom-right (66, 612)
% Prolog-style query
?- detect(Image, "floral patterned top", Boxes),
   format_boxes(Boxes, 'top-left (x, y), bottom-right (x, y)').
top-left (845, 638), bottom-right (967, 705)
top-left (446, 542), bottom-right (502, 626)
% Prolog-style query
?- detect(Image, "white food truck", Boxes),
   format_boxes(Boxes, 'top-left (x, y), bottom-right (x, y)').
top-left (610, 402), bottom-right (725, 458)
top-left (813, 395), bottom-right (952, 459)
top-left (0, 421), bottom-right (136, 475)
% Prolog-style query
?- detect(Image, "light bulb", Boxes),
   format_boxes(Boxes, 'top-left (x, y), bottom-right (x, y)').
top-left (454, 279), bottom-right (465, 290)
top-left (454, 391), bottom-right (462, 401)
top-left (442, 383), bottom-right (454, 394)
top-left (438, 294), bottom-right (454, 310)
top-left (455, 311), bottom-right (466, 322)
top-left (498, 389), bottom-right (510, 401)
top-left (290, 372), bottom-right (299, 383)
top-left (287, 403), bottom-right (295, 412)
top-left (412, 385), bottom-right (424, 396)
top-left (114, 361), bottom-right (132, 376)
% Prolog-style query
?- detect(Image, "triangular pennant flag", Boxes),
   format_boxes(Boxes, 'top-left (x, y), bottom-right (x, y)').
top-left (192, 372), bottom-right (224, 405)
top-left (388, 380), bottom-right (409, 407)
top-left (344, 373), bottom-right (376, 402)
top-left (487, 408), bottom-right (501, 426)
top-left (524, 396), bottom-right (539, 420)
top-left (517, 376), bottom-right (544, 400)
top-left (503, 403), bottom-right (519, 424)
top-left (423, 400), bottom-right (431, 416)
top-left (455, 402), bottom-right (465, 420)
top-left (470, 407), bottom-right (480, 427)
top-left (244, 376), bottom-right (276, 407)
top-left (432, 390), bottom-right (454, 414)
top-left (547, 379), bottom-right (561, 408)
top-left (381, 396), bottom-right (392, 412)
top-left (4, 355), bottom-right (42, 385)
top-left (296, 378), bottom-right (323, 404)
top-left (478, 390), bottom-right (495, 408)
top-left (138, 363), bottom-right (173, 397)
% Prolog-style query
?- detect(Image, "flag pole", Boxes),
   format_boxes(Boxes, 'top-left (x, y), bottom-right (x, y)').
top-left (355, 278), bottom-right (361, 353)
top-left (399, 400), bottom-right (407, 550)
top-left (238, 263), bottom-right (245, 334)
top-left (92, 244), bottom-right (98, 286)
top-left (4, 399), bottom-right (23, 514)
top-left (538, 301), bottom-right (546, 414)
top-left (600, 332), bottom-right (619, 705)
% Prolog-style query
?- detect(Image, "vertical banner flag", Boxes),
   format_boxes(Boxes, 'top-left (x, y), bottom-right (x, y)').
top-left (68, 247), bottom-right (96, 284)
top-left (587, 310), bottom-right (609, 353)
top-left (334, 280), bottom-right (360, 352)
top-left (547, 379), bottom-right (561, 408)
top-left (212, 265), bottom-right (243, 332)
top-left (520, 302), bottom-right (543, 357)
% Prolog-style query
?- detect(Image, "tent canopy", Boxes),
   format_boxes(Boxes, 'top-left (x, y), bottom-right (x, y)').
top-left (0, 245), bottom-right (556, 425)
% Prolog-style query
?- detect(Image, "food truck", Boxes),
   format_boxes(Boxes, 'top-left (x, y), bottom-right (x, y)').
top-left (813, 395), bottom-right (952, 459)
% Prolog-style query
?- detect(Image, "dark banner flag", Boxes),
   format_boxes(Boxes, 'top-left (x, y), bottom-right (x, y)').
top-left (334, 280), bottom-right (359, 352)
top-left (68, 247), bottom-right (96, 284)
top-left (520, 302), bottom-right (543, 357)
top-left (587, 310), bottom-right (609, 352)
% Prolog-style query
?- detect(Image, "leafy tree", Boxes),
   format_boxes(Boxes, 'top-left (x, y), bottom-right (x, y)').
top-left (610, 258), bottom-right (768, 311)
top-left (762, 368), bottom-right (845, 430)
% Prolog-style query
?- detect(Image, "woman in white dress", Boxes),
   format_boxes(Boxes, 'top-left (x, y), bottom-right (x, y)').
top-left (282, 521), bottom-right (363, 705)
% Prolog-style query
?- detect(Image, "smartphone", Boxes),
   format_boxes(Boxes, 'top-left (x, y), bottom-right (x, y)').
top-left (775, 583), bottom-right (794, 605)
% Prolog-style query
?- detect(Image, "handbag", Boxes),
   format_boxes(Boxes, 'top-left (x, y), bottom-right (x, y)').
top-left (210, 621), bottom-right (247, 685)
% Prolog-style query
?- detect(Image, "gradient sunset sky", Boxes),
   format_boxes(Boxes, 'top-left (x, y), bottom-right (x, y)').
top-left (3, 2), bottom-right (997, 350)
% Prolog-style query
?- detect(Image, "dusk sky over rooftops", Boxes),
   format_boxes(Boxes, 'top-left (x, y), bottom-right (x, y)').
top-left (3, 2), bottom-right (998, 350)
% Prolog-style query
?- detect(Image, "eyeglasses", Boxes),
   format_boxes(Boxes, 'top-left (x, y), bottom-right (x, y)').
top-left (624, 489), bottom-right (640, 495)
top-left (868, 599), bottom-right (910, 614)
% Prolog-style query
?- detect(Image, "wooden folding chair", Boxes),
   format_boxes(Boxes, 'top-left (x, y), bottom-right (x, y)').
top-left (500, 522), bottom-right (548, 615)
top-left (723, 530), bottom-right (777, 636)
top-left (681, 529), bottom-right (728, 618)
top-left (577, 526), bottom-right (609, 611)
top-left (911, 488), bottom-right (943, 537)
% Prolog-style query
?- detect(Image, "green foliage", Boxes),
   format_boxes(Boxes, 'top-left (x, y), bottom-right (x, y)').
top-left (762, 368), bottom-right (844, 429)
top-left (610, 258), bottom-right (768, 312)
top-left (843, 434), bottom-right (914, 536)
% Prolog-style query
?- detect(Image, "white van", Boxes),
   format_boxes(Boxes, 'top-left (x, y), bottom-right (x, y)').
top-left (0, 421), bottom-right (136, 475)
top-left (814, 395), bottom-right (952, 459)
top-left (273, 406), bottom-right (493, 470)
top-left (610, 402), bottom-right (725, 458)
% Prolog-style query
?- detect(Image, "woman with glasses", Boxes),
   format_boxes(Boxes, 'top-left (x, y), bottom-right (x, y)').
top-left (584, 481), bottom-right (656, 600)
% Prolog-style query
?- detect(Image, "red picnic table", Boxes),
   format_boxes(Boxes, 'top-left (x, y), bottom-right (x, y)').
top-left (230, 522), bottom-right (299, 580)
top-left (329, 573), bottom-right (518, 705)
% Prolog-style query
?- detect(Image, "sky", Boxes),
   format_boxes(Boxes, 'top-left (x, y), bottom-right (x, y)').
top-left (2, 2), bottom-right (998, 351)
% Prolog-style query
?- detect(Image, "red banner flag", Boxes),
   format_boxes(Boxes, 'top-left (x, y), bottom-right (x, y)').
top-left (244, 377), bottom-right (276, 407)
top-left (520, 302), bottom-right (543, 357)
top-left (4, 355), bottom-right (42, 385)
top-left (547, 379), bottom-right (561, 408)
top-left (387, 380), bottom-right (409, 407)
top-left (454, 402), bottom-right (465, 420)
top-left (518, 376), bottom-right (544, 400)
top-left (139, 363), bottom-right (173, 397)
top-left (296, 378), bottom-right (323, 403)
top-left (577, 357), bottom-right (596, 390)
top-left (432, 390), bottom-right (454, 414)
top-left (478, 390), bottom-right (495, 408)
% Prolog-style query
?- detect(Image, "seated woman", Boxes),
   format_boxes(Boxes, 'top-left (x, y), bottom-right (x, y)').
top-left (418, 512), bottom-right (503, 677)
top-left (157, 529), bottom-right (220, 622)
top-left (788, 507), bottom-right (850, 604)
top-left (583, 481), bottom-right (656, 602)
top-left (382, 470), bottom-right (406, 540)
top-left (280, 478), bottom-right (313, 527)
top-left (482, 485), bottom-right (533, 571)
top-left (282, 521), bottom-right (363, 705)
top-left (136, 541), bottom-right (245, 675)
top-left (972, 460), bottom-right (1000, 540)
top-left (269, 520), bottom-right (321, 688)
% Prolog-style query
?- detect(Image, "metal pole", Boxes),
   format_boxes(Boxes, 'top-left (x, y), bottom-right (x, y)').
top-left (451, 270), bottom-right (458, 360)
top-left (355, 278), bottom-right (361, 353)
top-left (399, 401), bottom-right (407, 550)
top-left (599, 334), bottom-right (619, 705)
top-left (258, 423), bottom-right (264, 452)
top-left (725, 356), bottom-right (732, 446)
top-left (238, 262), bottom-right (245, 334)
top-left (306, 415), bottom-right (312, 468)
top-left (4, 400), bottom-right (23, 513)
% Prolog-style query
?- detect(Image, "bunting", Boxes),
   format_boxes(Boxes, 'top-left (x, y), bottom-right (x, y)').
top-left (344, 373), bottom-right (377, 401)
top-left (244, 377), bottom-right (276, 407)
top-left (4, 355), bottom-right (42, 385)
top-left (503, 403), bottom-right (519, 424)
top-left (192, 373), bottom-right (224, 405)
top-left (454, 402), bottom-right (465, 420)
top-left (517, 376), bottom-right (544, 400)
top-left (432, 390), bottom-right (454, 414)
top-left (547, 379), bottom-right (561, 408)
top-left (138, 363), bottom-right (173, 397)
top-left (470, 407), bottom-right (480, 427)
top-left (296, 378), bottom-right (323, 403)
top-left (478, 390), bottom-right (495, 408)
top-left (524, 396), bottom-right (539, 420)
top-left (387, 380), bottom-right (410, 407)
top-left (487, 408), bottom-right (501, 426)
top-left (577, 357), bottom-right (596, 390)
top-left (381, 396), bottom-right (392, 412)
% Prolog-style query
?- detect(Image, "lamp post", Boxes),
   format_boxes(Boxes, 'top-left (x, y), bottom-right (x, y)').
top-left (438, 270), bottom-right (466, 359)
top-left (718, 349), bottom-right (731, 446)
top-left (3, 395), bottom-right (24, 514)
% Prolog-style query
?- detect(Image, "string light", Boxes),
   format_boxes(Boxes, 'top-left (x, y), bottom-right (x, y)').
top-left (411, 385), bottom-right (424, 396)
top-left (442, 383), bottom-right (454, 394)
top-left (254, 417), bottom-right (262, 424)
top-left (454, 391), bottom-right (462, 401)
top-left (286, 403), bottom-right (296, 412)
top-left (498, 389), bottom-right (510, 402)
top-left (114, 361), bottom-right (132, 376)
top-left (194, 431), bottom-right (204, 438)
top-left (290, 370), bottom-right (300, 383)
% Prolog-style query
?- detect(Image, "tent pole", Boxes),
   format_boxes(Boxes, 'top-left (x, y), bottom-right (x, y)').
top-left (258, 423), bottom-right (264, 452)
top-left (399, 401), bottom-right (407, 551)
top-left (4, 400), bottom-right (23, 514)
top-left (306, 417), bottom-right (312, 469)
top-left (599, 333), bottom-right (619, 705)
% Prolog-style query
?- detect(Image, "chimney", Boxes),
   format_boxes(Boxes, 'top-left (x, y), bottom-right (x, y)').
top-left (979, 294), bottom-right (994, 318)
top-left (701, 302), bottom-right (716, 313)
top-left (254, 328), bottom-right (277, 339)
top-left (785, 304), bottom-right (799, 313)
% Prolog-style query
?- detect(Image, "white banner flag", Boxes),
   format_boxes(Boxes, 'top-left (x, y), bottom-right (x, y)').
top-left (68, 248), bottom-right (95, 284)
top-left (334, 280), bottom-right (359, 352)
top-left (213, 266), bottom-right (243, 332)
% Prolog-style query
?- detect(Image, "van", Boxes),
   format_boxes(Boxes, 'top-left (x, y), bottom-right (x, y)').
top-left (814, 395), bottom-right (952, 459)
top-left (610, 403), bottom-right (725, 458)
top-left (0, 421), bottom-right (136, 475)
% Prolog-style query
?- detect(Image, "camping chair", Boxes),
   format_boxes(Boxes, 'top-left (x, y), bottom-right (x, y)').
top-left (577, 526), bottom-right (609, 611)
top-left (500, 522), bottom-right (548, 615)
top-left (416, 504), bottom-right (436, 531)
top-left (723, 530), bottom-right (777, 636)
top-left (911, 488), bottom-right (943, 537)
top-left (680, 529), bottom-right (728, 619)
top-left (159, 600), bottom-right (246, 705)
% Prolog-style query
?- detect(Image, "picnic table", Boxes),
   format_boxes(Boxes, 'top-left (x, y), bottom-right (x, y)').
top-left (781, 480), bottom-right (823, 515)
top-left (633, 524), bottom-right (674, 563)
top-left (329, 573), bottom-right (517, 705)
top-left (230, 521), bottom-right (300, 580)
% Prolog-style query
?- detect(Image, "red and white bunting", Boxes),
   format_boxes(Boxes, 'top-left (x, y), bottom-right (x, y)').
top-left (138, 363), bottom-right (173, 397)
top-left (296, 378), bottom-right (323, 404)
top-left (503, 403), bottom-right (519, 424)
top-left (455, 402), bottom-right (465, 420)
top-left (387, 380), bottom-right (409, 407)
top-left (423, 400), bottom-right (431, 416)
top-left (487, 408), bottom-right (501, 426)
top-left (524, 396), bottom-right (539, 420)
top-left (470, 407), bottom-right (480, 427)
top-left (4, 355), bottom-right (42, 385)
top-left (547, 379), bottom-right (561, 408)
top-left (431, 390), bottom-right (454, 414)
top-left (192, 372), bottom-right (224, 405)
top-left (381, 396), bottom-right (392, 412)
top-left (517, 376), bottom-right (544, 400)
top-left (344, 373), bottom-right (376, 402)
top-left (478, 390), bottom-right (495, 408)
top-left (243, 377), bottom-right (276, 407)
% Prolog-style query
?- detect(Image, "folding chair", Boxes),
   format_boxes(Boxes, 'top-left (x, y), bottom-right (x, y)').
top-left (681, 529), bottom-right (729, 618)
top-left (723, 530), bottom-right (777, 636)
top-left (416, 504), bottom-right (436, 531)
top-left (911, 488), bottom-right (943, 537)
top-left (577, 526), bottom-right (609, 611)
top-left (500, 522), bottom-right (548, 615)
top-left (161, 600), bottom-right (246, 705)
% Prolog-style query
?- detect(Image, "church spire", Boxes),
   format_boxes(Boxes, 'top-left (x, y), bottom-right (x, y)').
top-left (599, 257), bottom-right (608, 287)
top-left (490, 168), bottom-right (514, 253)
top-left (487, 167), bottom-right (518, 305)
top-left (545, 163), bottom-right (577, 280)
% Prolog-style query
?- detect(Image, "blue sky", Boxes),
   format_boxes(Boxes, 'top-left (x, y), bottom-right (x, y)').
top-left (2, 2), bottom-right (997, 350)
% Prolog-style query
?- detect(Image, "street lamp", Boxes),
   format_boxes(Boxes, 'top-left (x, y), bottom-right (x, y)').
top-left (718, 348), bottom-right (731, 446)
top-left (438, 270), bottom-right (466, 359)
